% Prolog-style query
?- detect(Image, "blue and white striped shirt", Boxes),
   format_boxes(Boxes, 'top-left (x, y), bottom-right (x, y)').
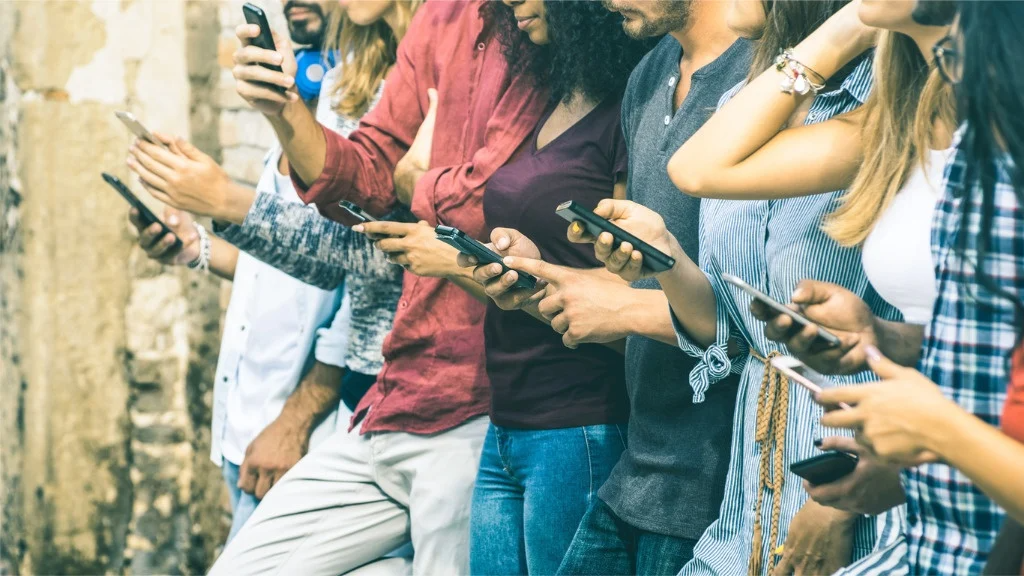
top-left (674, 56), bottom-right (906, 576)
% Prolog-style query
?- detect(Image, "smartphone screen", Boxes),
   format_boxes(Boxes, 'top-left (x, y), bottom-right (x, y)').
top-left (770, 356), bottom-right (851, 410)
top-left (114, 111), bottom-right (166, 148)
top-left (242, 3), bottom-right (283, 73)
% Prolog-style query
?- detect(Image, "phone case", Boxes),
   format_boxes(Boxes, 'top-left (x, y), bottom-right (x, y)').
top-left (338, 201), bottom-right (378, 223)
top-left (102, 173), bottom-right (183, 251)
top-left (435, 226), bottom-right (537, 291)
top-left (721, 273), bottom-right (841, 349)
top-left (242, 3), bottom-right (283, 73)
top-left (790, 451), bottom-right (858, 485)
top-left (554, 201), bottom-right (675, 273)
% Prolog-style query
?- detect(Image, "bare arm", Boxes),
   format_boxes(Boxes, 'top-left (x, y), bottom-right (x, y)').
top-left (207, 235), bottom-right (240, 281)
top-left (668, 2), bottom-right (875, 200)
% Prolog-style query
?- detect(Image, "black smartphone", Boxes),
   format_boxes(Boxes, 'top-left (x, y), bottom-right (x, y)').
top-left (790, 451), bottom-right (858, 485)
top-left (555, 200), bottom-right (676, 273)
top-left (435, 225), bottom-right (538, 291)
top-left (339, 200), bottom-right (379, 223)
top-left (102, 173), bottom-right (182, 251)
top-left (721, 273), bottom-right (842, 350)
top-left (242, 3), bottom-right (283, 73)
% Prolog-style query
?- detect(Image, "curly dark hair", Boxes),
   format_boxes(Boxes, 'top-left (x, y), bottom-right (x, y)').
top-left (484, 1), bottom-right (657, 104)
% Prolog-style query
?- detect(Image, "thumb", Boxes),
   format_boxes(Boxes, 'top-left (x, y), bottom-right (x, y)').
top-left (491, 227), bottom-right (521, 251)
top-left (816, 435), bottom-right (862, 455)
top-left (503, 256), bottom-right (562, 284)
top-left (593, 198), bottom-right (631, 221)
top-left (864, 345), bottom-right (903, 380)
top-left (271, 29), bottom-right (294, 55)
top-left (791, 280), bottom-right (837, 306)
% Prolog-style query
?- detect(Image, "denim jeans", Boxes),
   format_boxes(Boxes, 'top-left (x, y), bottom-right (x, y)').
top-left (470, 423), bottom-right (627, 575)
top-left (222, 460), bottom-right (260, 543)
top-left (556, 498), bottom-right (697, 576)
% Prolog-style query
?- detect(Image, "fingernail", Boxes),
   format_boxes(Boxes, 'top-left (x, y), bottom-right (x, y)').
top-left (571, 222), bottom-right (582, 235)
top-left (813, 438), bottom-right (822, 447)
top-left (865, 345), bottom-right (882, 363)
top-left (353, 225), bottom-right (364, 232)
top-left (503, 256), bottom-right (514, 266)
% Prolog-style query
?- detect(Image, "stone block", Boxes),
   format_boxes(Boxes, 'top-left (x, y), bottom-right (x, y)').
top-left (222, 145), bottom-right (270, 185)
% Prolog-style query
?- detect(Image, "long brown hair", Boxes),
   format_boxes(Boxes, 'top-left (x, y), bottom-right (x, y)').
top-left (824, 31), bottom-right (956, 246)
top-left (322, 1), bottom-right (422, 120)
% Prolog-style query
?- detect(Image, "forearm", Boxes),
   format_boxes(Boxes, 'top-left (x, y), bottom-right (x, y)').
top-left (873, 319), bottom-right (925, 367)
top-left (269, 101), bottom-right (326, 187)
top-left (207, 235), bottom-right (239, 280)
top-left (278, 361), bottom-right (343, 433)
top-left (621, 289), bottom-right (681, 346)
top-left (656, 247), bottom-right (719, 347)
top-left (935, 409), bottom-right (1024, 524)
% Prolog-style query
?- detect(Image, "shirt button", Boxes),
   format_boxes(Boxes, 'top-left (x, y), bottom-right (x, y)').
top-left (668, 76), bottom-right (676, 87)
top-left (664, 115), bottom-right (671, 126)
top-left (222, 376), bottom-right (228, 382)
top-left (477, 42), bottom-right (485, 51)
top-left (240, 325), bottom-right (246, 331)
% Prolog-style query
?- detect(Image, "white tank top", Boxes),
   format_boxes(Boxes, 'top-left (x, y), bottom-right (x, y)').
top-left (861, 148), bottom-right (953, 324)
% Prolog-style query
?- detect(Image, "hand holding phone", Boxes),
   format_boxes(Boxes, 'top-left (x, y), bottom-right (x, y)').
top-left (556, 200), bottom-right (676, 274)
top-left (436, 225), bottom-right (538, 291)
top-left (790, 451), bottom-right (858, 485)
top-left (769, 355), bottom-right (851, 410)
top-left (103, 173), bottom-right (183, 253)
top-left (339, 201), bottom-right (379, 224)
top-left (722, 273), bottom-right (841, 350)
top-left (242, 3), bottom-right (282, 73)
top-left (115, 111), bottom-right (167, 148)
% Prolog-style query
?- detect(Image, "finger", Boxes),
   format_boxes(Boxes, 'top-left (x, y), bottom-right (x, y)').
top-left (139, 222), bottom-right (169, 248)
top-left (563, 330), bottom-right (579, 350)
top-left (750, 299), bottom-right (779, 322)
top-left (791, 279), bottom-right (838, 306)
top-left (235, 23), bottom-right (259, 44)
top-left (816, 435), bottom-right (861, 454)
top-left (593, 231), bottom-right (616, 263)
top-left (233, 43), bottom-right (285, 68)
top-left (605, 241), bottom-right (633, 271)
top-left (491, 228), bottom-right (514, 252)
top-left (130, 145), bottom-right (179, 185)
top-left (473, 262), bottom-right (504, 284)
top-left (550, 313), bottom-right (569, 335)
top-left (816, 383), bottom-right (875, 406)
top-left (503, 256), bottom-right (564, 285)
top-left (456, 253), bottom-right (479, 268)
top-left (128, 208), bottom-right (145, 231)
top-left (254, 470), bottom-right (274, 500)
top-left (537, 294), bottom-right (564, 320)
top-left (622, 251), bottom-right (644, 280)
top-left (484, 271), bottom-right (520, 298)
top-left (232, 63), bottom-right (295, 91)
top-left (172, 138), bottom-right (206, 162)
top-left (567, 221), bottom-right (596, 244)
top-left (235, 79), bottom-right (292, 104)
top-left (787, 322), bottom-right (825, 354)
top-left (375, 237), bottom-right (406, 254)
top-left (863, 346), bottom-right (904, 379)
top-left (819, 405), bottom-right (866, 429)
top-left (237, 460), bottom-right (258, 494)
top-left (135, 138), bottom-right (186, 170)
top-left (147, 232), bottom-right (180, 258)
top-left (776, 546), bottom-right (795, 576)
top-left (359, 221), bottom-right (412, 238)
top-left (592, 198), bottom-right (630, 220)
top-left (126, 154), bottom-right (170, 191)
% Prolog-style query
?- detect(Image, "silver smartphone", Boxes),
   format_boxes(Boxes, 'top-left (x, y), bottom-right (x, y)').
top-left (721, 272), bottom-right (841, 349)
top-left (114, 111), bottom-right (166, 148)
top-left (770, 355), bottom-right (851, 410)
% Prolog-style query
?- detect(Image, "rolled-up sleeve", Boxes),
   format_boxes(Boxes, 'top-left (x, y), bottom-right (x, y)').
top-left (672, 269), bottom-right (748, 403)
top-left (313, 286), bottom-right (352, 368)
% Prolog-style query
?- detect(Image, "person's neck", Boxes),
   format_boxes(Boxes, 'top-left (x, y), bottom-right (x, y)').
top-left (905, 24), bottom-right (950, 62)
top-left (669, 1), bottom-right (738, 67)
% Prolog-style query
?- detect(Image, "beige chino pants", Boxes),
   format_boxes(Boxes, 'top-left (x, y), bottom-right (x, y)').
top-left (209, 416), bottom-right (488, 576)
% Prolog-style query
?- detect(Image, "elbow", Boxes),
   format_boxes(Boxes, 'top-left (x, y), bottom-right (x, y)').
top-left (668, 154), bottom-right (713, 198)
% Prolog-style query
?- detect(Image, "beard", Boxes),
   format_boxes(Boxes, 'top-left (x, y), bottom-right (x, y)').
top-left (603, 0), bottom-right (691, 39)
top-left (284, 0), bottom-right (327, 48)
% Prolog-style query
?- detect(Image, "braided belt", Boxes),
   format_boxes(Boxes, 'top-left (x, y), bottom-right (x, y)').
top-left (748, 350), bottom-right (789, 576)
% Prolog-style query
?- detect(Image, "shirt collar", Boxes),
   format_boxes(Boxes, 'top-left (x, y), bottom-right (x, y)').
top-left (833, 52), bottom-right (874, 105)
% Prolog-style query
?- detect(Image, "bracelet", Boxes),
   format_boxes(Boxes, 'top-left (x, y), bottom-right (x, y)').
top-left (774, 49), bottom-right (826, 96)
top-left (186, 222), bottom-right (211, 273)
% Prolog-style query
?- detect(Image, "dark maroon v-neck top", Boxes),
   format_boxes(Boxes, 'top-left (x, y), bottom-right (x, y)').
top-left (482, 96), bottom-right (629, 429)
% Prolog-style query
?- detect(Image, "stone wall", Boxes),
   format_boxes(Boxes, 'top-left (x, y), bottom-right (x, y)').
top-left (0, 1), bottom-right (282, 573)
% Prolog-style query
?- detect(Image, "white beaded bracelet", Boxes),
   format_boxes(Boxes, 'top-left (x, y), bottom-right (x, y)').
top-left (186, 222), bottom-right (211, 273)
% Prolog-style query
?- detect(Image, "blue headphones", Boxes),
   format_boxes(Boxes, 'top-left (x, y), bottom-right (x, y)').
top-left (294, 48), bottom-right (339, 102)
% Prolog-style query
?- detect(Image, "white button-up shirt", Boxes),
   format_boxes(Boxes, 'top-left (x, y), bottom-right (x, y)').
top-left (210, 149), bottom-right (350, 466)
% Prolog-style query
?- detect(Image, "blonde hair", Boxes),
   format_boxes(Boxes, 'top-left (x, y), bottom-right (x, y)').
top-left (823, 31), bottom-right (957, 247)
top-left (323, 1), bottom-right (423, 120)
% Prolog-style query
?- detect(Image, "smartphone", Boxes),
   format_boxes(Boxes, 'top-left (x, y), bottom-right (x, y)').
top-left (790, 451), bottom-right (858, 485)
top-left (435, 225), bottom-right (538, 291)
top-left (102, 173), bottom-right (182, 251)
top-left (555, 200), bottom-right (676, 273)
top-left (770, 355), bottom-right (851, 410)
top-left (114, 111), bottom-right (166, 148)
top-left (721, 273), bottom-right (842, 349)
top-left (339, 200), bottom-right (379, 223)
top-left (242, 3), bottom-right (283, 73)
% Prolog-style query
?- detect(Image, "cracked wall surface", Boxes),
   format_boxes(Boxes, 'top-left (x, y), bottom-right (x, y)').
top-left (0, 1), bottom-right (285, 573)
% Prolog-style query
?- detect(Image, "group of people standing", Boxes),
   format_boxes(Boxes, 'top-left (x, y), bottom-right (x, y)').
top-left (122, 0), bottom-right (1024, 574)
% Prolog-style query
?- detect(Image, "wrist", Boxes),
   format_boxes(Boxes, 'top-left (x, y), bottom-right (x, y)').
top-left (217, 182), bottom-right (255, 225)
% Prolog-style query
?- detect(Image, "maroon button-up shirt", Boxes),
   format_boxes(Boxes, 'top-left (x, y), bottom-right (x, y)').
top-left (294, 0), bottom-right (548, 435)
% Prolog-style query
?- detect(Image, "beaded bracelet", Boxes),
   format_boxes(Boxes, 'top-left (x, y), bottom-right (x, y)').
top-left (186, 222), bottom-right (211, 273)
top-left (774, 49), bottom-right (826, 96)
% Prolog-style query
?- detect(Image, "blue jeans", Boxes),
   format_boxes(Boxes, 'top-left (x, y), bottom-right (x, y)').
top-left (222, 461), bottom-right (260, 543)
top-left (556, 498), bottom-right (697, 576)
top-left (470, 423), bottom-right (627, 576)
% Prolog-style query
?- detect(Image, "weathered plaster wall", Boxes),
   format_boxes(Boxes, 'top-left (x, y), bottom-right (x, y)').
top-left (0, 0), bottom-right (284, 572)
